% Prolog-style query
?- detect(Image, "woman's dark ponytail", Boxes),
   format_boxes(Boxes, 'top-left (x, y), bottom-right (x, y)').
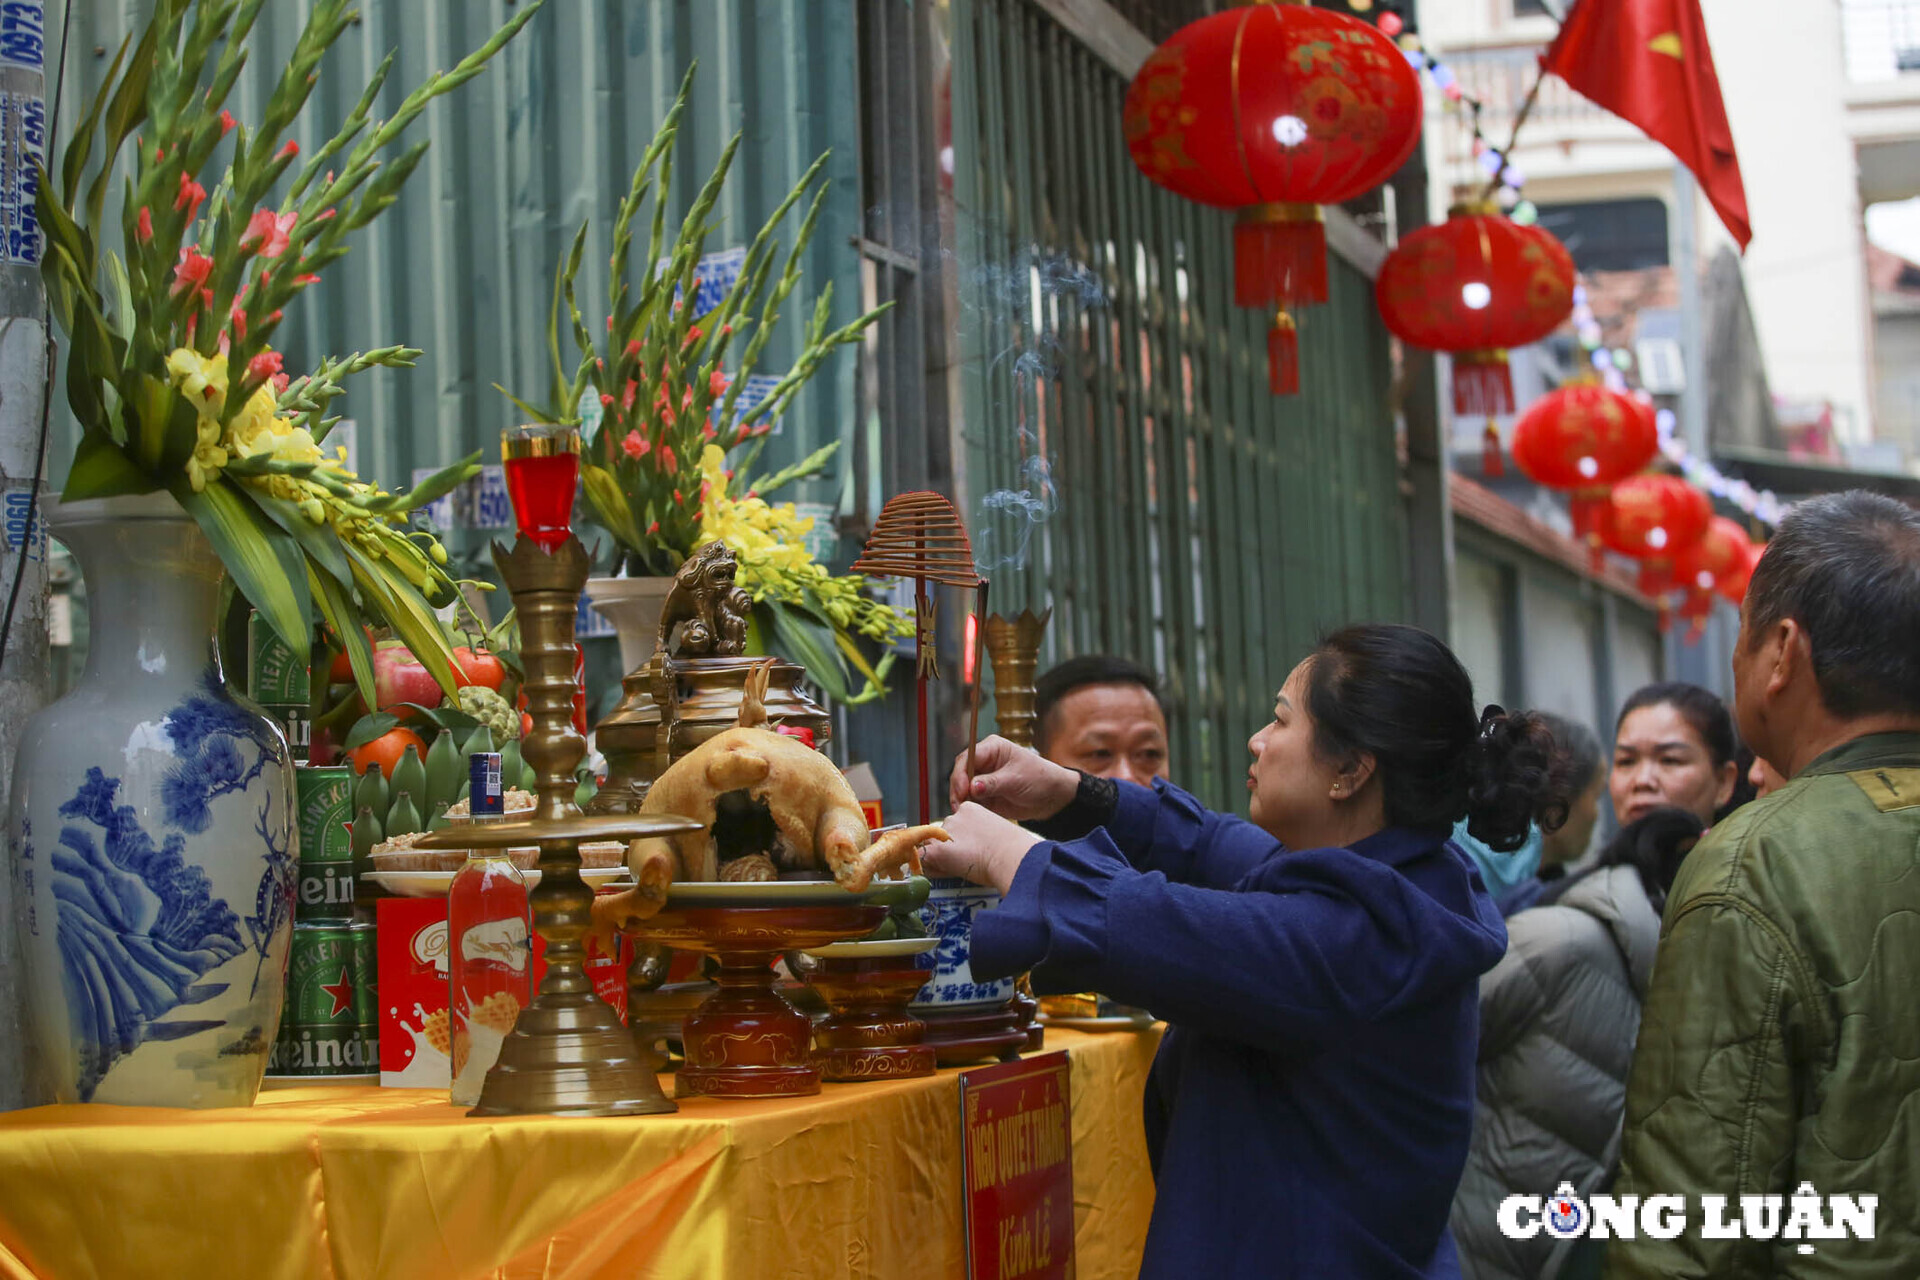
top-left (1463, 706), bottom-right (1574, 853)
top-left (1304, 627), bottom-right (1575, 850)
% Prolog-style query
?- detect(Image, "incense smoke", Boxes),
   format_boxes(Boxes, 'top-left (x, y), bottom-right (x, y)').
top-left (964, 248), bottom-right (1105, 577)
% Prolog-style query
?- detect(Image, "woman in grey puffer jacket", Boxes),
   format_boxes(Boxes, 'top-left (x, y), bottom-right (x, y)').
top-left (1449, 808), bottom-right (1705, 1280)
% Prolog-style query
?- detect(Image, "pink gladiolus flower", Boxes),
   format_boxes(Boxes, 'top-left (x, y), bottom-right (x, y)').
top-left (672, 488), bottom-right (683, 506)
top-left (702, 422), bottom-right (717, 441)
top-left (599, 392), bottom-right (614, 407)
top-left (658, 445), bottom-right (678, 473)
top-left (595, 358), bottom-right (604, 370)
top-left (268, 309), bottom-right (282, 324)
top-left (725, 469), bottom-right (734, 480)
top-left (647, 521), bottom-right (660, 535)
top-left (219, 110), bottom-right (236, 136)
top-left (622, 430), bottom-right (649, 459)
top-left (606, 315), bottom-right (614, 332)
top-left (277, 139), bottom-right (299, 160)
top-left (314, 207), bottom-right (337, 223)
top-left (735, 423), bottom-right (750, 444)
top-left (136, 207), bottom-right (153, 243)
top-left (175, 172), bottom-right (206, 220)
top-left (249, 350), bottom-right (285, 381)
top-left (624, 339), bottom-right (640, 357)
top-left (295, 274), bottom-right (320, 287)
top-left (271, 372), bottom-right (290, 393)
top-left (721, 324), bottom-right (734, 337)
top-left (171, 247), bottom-right (215, 298)
top-left (709, 370), bottom-right (728, 397)
top-left (241, 208), bottom-right (297, 258)
top-left (215, 329), bottom-right (229, 354)
top-left (680, 386), bottom-right (694, 411)
top-left (699, 480), bottom-right (711, 504)
top-left (622, 378), bottom-right (638, 411)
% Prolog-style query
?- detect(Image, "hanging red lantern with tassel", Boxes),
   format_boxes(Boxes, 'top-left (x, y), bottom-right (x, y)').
top-left (1123, 0), bottom-right (1423, 395)
top-left (1601, 473), bottom-right (1712, 628)
top-left (1509, 382), bottom-right (1660, 566)
top-left (1376, 202), bottom-right (1576, 472)
top-left (1671, 516), bottom-right (1753, 641)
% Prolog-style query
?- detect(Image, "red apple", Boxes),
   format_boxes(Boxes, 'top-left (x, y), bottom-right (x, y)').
top-left (372, 646), bottom-right (444, 715)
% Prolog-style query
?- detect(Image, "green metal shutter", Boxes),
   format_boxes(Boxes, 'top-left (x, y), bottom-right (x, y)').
top-left (952, 0), bottom-right (1409, 807)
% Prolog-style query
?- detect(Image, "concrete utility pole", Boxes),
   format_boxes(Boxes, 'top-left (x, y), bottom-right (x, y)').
top-left (0, 0), bottom-right (52, 1113)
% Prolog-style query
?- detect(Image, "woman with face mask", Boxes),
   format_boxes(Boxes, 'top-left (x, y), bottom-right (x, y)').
top-left (928, 624), bottom-right (1574, 1280)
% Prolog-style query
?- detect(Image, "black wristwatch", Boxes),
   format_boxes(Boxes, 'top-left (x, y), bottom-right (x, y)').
top-left (1025, 771), bottom-right (1120, 842)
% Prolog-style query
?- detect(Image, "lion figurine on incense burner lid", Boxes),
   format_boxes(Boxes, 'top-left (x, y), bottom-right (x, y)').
top-left (594, 660), bottom-right (948, 932)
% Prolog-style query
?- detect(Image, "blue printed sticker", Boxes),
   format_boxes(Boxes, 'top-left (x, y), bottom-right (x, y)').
top-left (0, 3), bottom-right (44, 73)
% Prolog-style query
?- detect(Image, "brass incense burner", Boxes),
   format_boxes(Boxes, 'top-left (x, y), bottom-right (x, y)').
top-left (413, 534), bottom-right (701, 1118)
top-left (591, 547), bottom-right (831, 815)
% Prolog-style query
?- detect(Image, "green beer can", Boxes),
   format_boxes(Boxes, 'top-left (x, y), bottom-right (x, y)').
top-left (268, 922), bottom-right (378, 1078)
top-left (296, 765), bottom-right (354, 921)
top-left (246, 612), bottom-right (311, 705)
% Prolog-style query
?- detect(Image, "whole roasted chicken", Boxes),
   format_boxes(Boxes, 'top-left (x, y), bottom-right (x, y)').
top-left (596, 660), bottom-right (946, 929)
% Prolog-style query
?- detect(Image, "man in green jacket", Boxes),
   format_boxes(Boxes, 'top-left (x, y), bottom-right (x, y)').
top-left (1608, 491), bottom-right (1920, 1276)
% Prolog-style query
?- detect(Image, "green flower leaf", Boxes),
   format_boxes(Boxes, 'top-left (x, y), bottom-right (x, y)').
top-left (175, 477), bottom-right (313, 656)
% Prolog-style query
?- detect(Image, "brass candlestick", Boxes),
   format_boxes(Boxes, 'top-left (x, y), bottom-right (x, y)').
top-left (984, 609), bottom-right (1052, 749)
top-left (415, 534), bottom-right (701, 1117)
top-left (982, 607), bottom-right (1051, 1051)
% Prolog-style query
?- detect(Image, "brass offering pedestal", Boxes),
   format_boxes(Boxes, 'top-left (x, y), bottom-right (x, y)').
top-left (800, 938), bottom-right (939, 1082)
top-left (984, 608), bottom-right (1052, 1053)
top-left (414, 536), bottom-right (702, 1118)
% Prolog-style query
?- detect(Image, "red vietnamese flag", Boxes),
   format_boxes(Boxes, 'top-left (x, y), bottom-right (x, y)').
top-left (1542, 0), bottom-right (1751, 249)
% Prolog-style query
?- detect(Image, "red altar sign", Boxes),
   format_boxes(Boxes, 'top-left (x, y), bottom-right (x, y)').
top-left (961, 1050), bottom-right (1075, 1280)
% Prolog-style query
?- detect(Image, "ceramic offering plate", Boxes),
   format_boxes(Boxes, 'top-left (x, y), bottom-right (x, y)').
top-left (364, 866), bottom-right (629, 899)
top-left (799, 937), bottom-right (939, 1082)
top-left (660, 875), bottom-right (926, 909)
top-left (625, 898), bottom-right (893, 1099)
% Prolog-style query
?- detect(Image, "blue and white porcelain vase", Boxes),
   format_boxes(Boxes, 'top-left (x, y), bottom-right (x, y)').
top-left (7, 493), bottom-right (297, 1107)
top-left (910, 877), bottom-right (1017, 1013)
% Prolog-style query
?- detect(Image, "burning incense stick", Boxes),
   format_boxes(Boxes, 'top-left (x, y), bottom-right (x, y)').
top-left (965, 580), bottom-right (991, 788)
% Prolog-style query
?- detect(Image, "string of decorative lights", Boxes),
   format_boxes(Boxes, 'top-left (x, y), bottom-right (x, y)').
top-left (1350, 0), bottom-right (1788, 529)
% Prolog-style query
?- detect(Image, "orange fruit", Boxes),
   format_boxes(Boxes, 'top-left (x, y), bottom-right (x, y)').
top-left (347, 726), bottom-right (428, 779)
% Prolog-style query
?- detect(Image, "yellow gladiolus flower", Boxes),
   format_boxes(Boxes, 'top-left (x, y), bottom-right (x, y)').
top-left (166, 347), bottom-right (229, 414)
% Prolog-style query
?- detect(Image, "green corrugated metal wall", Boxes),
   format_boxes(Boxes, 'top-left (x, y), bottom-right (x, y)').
top-left (952, 0), bottom-right (1409, 808)
top-left (46, 0), bottom-right (867, 567)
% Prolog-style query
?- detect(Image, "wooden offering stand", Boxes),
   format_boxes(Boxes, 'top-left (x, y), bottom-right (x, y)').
top-left (800, 938), bottom-right (939, 1082)
top-left (627, 894), bottom-right (888, 1098)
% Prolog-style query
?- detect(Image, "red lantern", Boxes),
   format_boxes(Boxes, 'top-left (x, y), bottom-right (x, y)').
top-left (1124, 1), bottom-right (1423, 395)
top-left (1510, 383), bottom-right (1660, 563)
top-left (1715, 537), bottom-right (1764, 607)
top-left (1375, 202), bottom-right (1576, 467)
top-left (1671, 516), bottom-right (1753, 641)
top-left (1601, 474), bottom-right (1712, 623)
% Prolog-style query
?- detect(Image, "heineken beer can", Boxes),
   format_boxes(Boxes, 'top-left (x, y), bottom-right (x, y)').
top-left (296, 765), bottom-right (354, 921)
top-left (246, 611), bottom-right (311, 705)
top-left (268, 922), bottom-right (378, 1078)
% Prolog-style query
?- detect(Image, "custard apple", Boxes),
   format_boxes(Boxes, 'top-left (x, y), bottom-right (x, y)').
top-left (457, 685), bottom-right (518, 739)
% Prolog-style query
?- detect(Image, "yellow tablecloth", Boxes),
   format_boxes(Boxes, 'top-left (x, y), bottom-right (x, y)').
top-left (0, 1026), bottom-right (1162, 1280)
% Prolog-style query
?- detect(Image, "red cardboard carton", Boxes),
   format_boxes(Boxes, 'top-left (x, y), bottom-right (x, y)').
top-left (378, 893), bottom-right (634, 1088)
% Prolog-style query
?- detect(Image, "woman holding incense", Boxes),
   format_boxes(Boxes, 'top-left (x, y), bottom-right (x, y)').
top-left (925, 624), bottom-right (1572, 1280)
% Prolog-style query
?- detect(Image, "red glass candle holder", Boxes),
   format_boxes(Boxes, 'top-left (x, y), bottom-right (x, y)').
top-left (502, 424), bottom-right (582, 553)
